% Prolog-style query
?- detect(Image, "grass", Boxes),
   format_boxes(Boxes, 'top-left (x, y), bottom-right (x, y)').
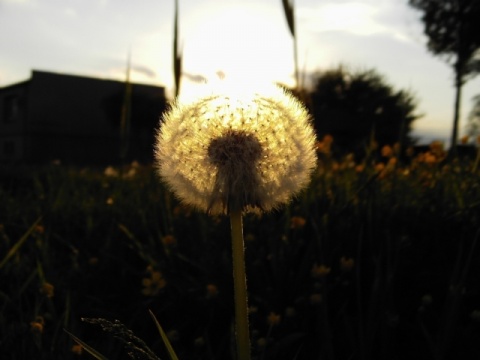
top-left (1, 145), bottom-right (480, 360)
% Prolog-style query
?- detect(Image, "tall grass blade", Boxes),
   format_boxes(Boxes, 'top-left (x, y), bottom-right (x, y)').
top-left (149, 309), bottom-right (179, 360)
top-left (64, 329), bottom-right (109, 360)
top-left (173, 0), bottom-right (182, 98)
top-left (281, 0), bottom-right (299, 90)
top-left (281, 0), bottom-right (295, 36)
top-left (119, 50), bottom-right (132, 162)
top-left (0, 217), bottom-right (42, 270)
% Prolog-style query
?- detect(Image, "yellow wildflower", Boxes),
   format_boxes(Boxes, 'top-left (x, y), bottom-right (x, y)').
top-left (206, 284), bottom-right (219, 299)
top-left (339, 256), bottom-right (355, 272)
top-left (35, 225), bottom-right (45, 234)
top-left (375, 162), bottom-right (385, 173)
top-left (311, 264), bottom-right (331, 278)
top-left (162, 235), bottom-right (176, 246)
top-left (142, 267), bottom-right (166, 296)
top-left (257, 338), bottom-right (267, 348)
top-left (40, 282), bottom-right (54, 298)
top-left (424, 152), bottom-right (437, 164)
top-left (355, 164), bottom-right (365, 173)
top-left (316, 134), bottom-right (334, 154)
top-left (71, 344), bottom-right (83, 355)
top-left (381, 145), bottom-right (393, 158)
top-left (30, 316), bottom-right (45, 334)
top-left (309, 293), bottom-right (323, 304)
top-left (429, 140), bottom-right (445, 157)
top-left (267, 312), bottom-right (281, 326)
top-left (290, 216), bottom-right (306, 229)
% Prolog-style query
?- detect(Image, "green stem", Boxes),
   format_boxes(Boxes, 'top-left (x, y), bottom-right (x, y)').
top-left (230, 209), bottom-right (251, 360)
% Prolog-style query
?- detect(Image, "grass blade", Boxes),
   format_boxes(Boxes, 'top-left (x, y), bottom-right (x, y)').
top-left (0, 217), bottom-right (42, 270)
top-left (64, 329), bottom-right (109, 360)
top-left (149, 309), bottom-right (179, 360)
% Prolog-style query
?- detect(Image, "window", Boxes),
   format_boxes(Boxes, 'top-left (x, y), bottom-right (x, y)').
top-left (3, 95), bottom-right (21, 123)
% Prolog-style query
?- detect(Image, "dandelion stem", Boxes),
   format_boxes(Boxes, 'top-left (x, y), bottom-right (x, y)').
top-left (230, 209), bottom-right (251, 360)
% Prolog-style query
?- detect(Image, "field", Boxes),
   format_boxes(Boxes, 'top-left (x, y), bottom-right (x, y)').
top-left (1, 142), bottom-right (480, 360)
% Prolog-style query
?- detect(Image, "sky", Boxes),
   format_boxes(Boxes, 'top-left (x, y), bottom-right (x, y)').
top-left (1, 0), bottom-right (480, 144)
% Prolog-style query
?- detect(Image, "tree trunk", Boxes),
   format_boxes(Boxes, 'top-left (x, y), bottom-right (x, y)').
top-left (450, 73), bottom-right (463, 156)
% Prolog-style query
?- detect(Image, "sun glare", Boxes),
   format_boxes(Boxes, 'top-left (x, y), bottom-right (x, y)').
top-left (180, 3), bottom-right (293, 98)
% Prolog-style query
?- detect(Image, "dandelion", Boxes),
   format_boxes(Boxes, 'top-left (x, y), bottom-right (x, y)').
top-left (155, 83), bottom-right (317, 215)
top-left (155, 82), bottom-right (317, 360)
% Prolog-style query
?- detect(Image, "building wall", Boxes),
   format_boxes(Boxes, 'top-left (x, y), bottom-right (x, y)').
top-left (0, 82), bottom-right (29, 162)
top-left (0, 70), bottom-right (166, 165)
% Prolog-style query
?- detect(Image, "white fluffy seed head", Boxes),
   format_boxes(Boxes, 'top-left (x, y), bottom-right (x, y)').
top-left (155, 83), bottom-right (317, 215)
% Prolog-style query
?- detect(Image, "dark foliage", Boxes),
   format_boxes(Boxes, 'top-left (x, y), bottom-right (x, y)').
top-left (308, 66), bottom-right (419, 157)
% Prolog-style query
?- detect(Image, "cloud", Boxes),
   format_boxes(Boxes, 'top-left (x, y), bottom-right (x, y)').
top-left (297, 1), bottom-right (418, 43)
top-left (3, 0), bottom-right (35, 3)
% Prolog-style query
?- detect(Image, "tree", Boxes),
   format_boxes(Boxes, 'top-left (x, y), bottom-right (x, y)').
top-left (466, 94), bottom-right (480, 138)
top-left (308, 66), bottom-right (419, 156)
top-left (409, 0), bottom-right (480, 152)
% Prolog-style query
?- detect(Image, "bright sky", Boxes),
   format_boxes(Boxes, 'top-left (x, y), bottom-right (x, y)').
top-left (1, 0), bottom-right (479, 144)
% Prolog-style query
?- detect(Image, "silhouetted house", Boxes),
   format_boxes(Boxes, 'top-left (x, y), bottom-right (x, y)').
top-left (0, 70), bottom-right (167, 165)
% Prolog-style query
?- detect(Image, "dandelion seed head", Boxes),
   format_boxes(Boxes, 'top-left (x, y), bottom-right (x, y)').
top-left (155, 83), bottom-right (317, 214)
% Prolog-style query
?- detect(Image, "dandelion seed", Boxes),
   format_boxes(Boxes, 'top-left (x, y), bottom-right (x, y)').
top-left (155, 83), bottom-right (317, 215)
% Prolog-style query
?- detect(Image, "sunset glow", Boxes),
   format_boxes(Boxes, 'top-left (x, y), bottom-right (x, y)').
top-left (179, 3), bottom-right (294, 97)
